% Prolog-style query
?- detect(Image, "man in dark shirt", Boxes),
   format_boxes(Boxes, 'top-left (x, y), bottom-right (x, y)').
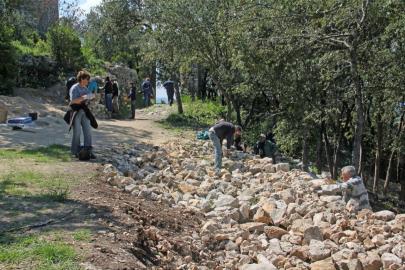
top-left (104, 77), bottom-right (113, 113)
top-left (128, 82), bottom-right (137, 119)
top-left (208, 120), bottom-right (242, 173)
top-left (141, 78), bottom-right (152, 107)
top-left (163, 80), bottom-right (175, 106)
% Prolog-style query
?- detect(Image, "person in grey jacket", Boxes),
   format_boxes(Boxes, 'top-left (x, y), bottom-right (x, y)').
top-left (208, 120), bottom-right (242, 173)
top-left (317, 165), bottom-right (371, 211)
top-left (69, 70), bottom-right (94, 158)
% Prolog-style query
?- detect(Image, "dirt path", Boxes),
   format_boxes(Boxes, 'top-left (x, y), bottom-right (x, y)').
top-left (0, 105), bottom-right (175, 149)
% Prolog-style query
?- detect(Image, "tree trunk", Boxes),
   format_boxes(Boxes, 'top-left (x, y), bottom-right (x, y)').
top-left (384, 111), bottom-right (405, 195)
top-left (384, 150), bottom-right (396, 195)
top-left (399, 154), bottom-right (405, 203)
top-left (174, 80), bottom-right (183, 114)
top-left (332, 140), bottom-right (341, 180)
top-left (323, 127), bottom-right (334, 177)
top-left (233, 98), bottom-right (242, 126)
top-left (302, 130), bottom-right (309, 172)
top-left (373, 115), bottom-right (383, 193)
top-left (316, 127), bottom-right (323, 174)
top-left (350, 47), bottom-right (365, 174)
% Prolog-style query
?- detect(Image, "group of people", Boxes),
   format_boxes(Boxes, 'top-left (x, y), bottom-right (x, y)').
top-left (65, 71), bottom-right (177, 159)
top-left (207, 120), bottom-right (371, 212)
top-left (103, 77), bottom-right (120, 115)
top-left (207, 120), bottom-right (278, 173)
top-left (65, 70), bottom-right (371, 213)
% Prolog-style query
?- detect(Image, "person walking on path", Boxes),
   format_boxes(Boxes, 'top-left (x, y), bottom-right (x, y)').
top-left (163, 79), bottom-right (175, 106)
top-left (208, 120), bottom-right (242, 173)
top-left (112, 80), bottom-right (120, 114)
top-left (69, 70), bottom-right (96, 159)
top-left (128, 82), bottom-right (137, 119)
top-left (141, 77), bottom-right (152, 107)
top-left (104, 76), bottom-right (113, 113)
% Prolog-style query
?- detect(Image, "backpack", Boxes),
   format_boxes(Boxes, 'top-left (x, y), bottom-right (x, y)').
top-left (66, 77), bottom-right (77, 100)
top-left (197, 130), bottom-right (210, 140)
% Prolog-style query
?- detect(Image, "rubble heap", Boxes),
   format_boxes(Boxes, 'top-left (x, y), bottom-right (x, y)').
top-left (100, 140), bottom-right (405, 270)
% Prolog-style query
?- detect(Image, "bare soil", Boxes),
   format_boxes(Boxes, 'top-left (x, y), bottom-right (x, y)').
top-left (1, 90), bottom-right (201, 269)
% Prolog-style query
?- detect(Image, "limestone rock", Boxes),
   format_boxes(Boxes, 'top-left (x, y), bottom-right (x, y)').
top-left (373, 210), bottom-right (396, 221)
top-left (310, 257), bottom-right (336, 270)
top-left (264, 226), bottom-right (288, 239)
top-left (392, 243), bottom-right (405, 260)
top-left (239, 203), bottom-right (250, 221)
top-left (358, 252), bottom-right (382, 270)
top-left (124, 184), bottom-right (137, 193)
top-left (253, 208), bottom-right (272, 224)
top-left (201, 220), bottom-right (220, 234)
top-left (309, 240), bottom-right (331, 262)
top-left (215, 195), bottom-right (239, 209)
top-left (303, 226), bottom-right (323, 245)
top-left (275, 163), bottom-right (290, 172)
top-left (381, 253), bottom-right (402, 269)
top-left (178, 183), bottom-right (198, 194)
top-left (240, 222), bottom-right (266, 233)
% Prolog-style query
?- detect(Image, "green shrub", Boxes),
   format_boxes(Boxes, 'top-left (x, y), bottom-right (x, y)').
top-left (47, 23), bottom-right (85, 71)
top-left (81, 43), bottom-right (106, 75)
top-left (0, 23), bottom-right (17, 95)
top-left (12, 39), bottom-right (50, 57)
top-left (161, 95), bottom-right (226, 130)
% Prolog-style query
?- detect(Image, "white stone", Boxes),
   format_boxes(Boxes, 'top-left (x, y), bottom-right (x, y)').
top-left (373, 210), bottom-right (396, 221)
top-left (381, 253), bottom-right (402, 269)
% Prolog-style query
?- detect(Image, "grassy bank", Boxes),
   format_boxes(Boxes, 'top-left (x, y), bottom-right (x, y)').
top-left (0, 145), bottom-right (95, 270)
top-left (159, 96), bottom-right (226, 131)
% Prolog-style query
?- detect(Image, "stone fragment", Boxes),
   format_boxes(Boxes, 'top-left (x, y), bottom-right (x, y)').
top-left (253, 208), bottom-right (272, 224)
top-left (240, 222), bottom-right (266, 233)
top-left (178, 183), bottom-right (198, 194)
top-left (392, 243), bottom-right (405, 260)
top-left (358, 252), bottom-right (382, 270)
top-left (201, 220), bottom-right (220, 234)
top-left (124, 183), bottom-right (137, 193)
top-left (381, 253), bottom-right (402, 269)
top-left (264, 226), bottom-right (287, 239)
top-left (303, 226), bottom-right (323, 245)
top-left (309, 240), bottom-right (331, 262)
top-left (310, 257), bottom-right (336, 270)
top-left (373, 210), bottom-right (396, 221)
top-left (215, 195), bottom-right (239, 209)
top-left (275, 163), bottom-right (290, 172)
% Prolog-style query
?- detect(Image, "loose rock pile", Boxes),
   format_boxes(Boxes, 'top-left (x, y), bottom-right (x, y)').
top-left (100, 140), bottom-right (405, 270)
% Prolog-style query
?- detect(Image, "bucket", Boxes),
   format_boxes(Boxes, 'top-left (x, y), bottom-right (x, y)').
top-left (0, 109), bottom-right (7, 123)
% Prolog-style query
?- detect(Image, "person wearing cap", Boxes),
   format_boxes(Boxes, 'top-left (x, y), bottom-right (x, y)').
top-left (254, 133), bottom-right (277, 163)
top-left (208, 120), bottom-right (242, 173)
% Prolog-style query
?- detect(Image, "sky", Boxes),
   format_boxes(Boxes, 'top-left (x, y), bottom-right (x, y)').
top-left (78, 0), bottom-right (103, 13)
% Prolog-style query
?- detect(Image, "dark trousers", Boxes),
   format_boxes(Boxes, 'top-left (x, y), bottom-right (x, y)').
top-left (131, 100), bottom-right (136, 119)
top-left (167, 89), bottom-right (174, 106)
